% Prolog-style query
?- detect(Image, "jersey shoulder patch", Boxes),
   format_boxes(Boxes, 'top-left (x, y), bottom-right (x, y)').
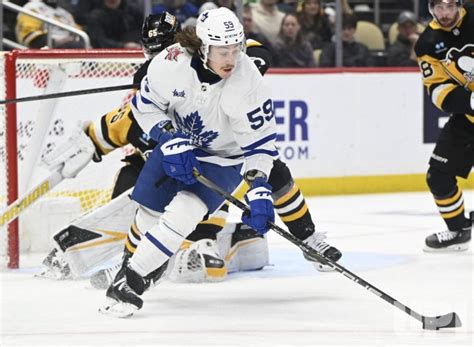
top-left (164, 45), bottom-right (185, 62)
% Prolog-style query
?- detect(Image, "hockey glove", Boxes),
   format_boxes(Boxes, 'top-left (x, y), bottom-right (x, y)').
top-left (149, 120), bottom-right (175, 144)
top-left (41, 126), bottom-right (95, 178)
top-left (241, 177), bottom-right (274, 235)
top-left (160, 134), bottom-right (200, 185)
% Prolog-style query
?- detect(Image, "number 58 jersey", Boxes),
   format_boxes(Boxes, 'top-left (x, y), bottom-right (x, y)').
top-left (131, 43), bottom-right (278, 177)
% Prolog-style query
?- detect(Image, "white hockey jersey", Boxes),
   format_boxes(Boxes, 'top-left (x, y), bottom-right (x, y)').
top-left (131, 44), bottom-right (278, 177)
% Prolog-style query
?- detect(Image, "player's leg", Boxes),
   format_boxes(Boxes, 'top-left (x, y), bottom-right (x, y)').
top-left (101, 157), bottom-right (243, 316)
top-left (424, 115), bottom-right (473, 252)
top-left (269, 159), bottom-right (342, 269)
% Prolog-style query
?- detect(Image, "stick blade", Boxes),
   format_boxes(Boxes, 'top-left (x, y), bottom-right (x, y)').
top-left (422, 312), bottom-right (462, 330)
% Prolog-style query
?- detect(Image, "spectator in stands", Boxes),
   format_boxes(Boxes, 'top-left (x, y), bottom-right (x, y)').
top-left (60, 0), bottom-right (102, 27)
top-left (387, 11), bottom-right (420, 67)
top-left (323, 0), bottom-right (352, 28)
top-left (4, 0), bottom-right (28, 44)
top-left (297, 0), bottom-right (332, 50)
top-left (242, 5), bottom-right (272, 48)
top-left (86, 0), bottom-right (143, 49)
top-left (272, 13), bottom-right (316, 68)
top-left (250, 0), bottom-right (285, 43)
top-left (319, 14), bottom-right (373, 67)
top-left (278, 0), bottom-right (298, 13)
top-left (152, 0), bottom-right (198, 24)
top-left (16, 0), bottom-right (85, 48)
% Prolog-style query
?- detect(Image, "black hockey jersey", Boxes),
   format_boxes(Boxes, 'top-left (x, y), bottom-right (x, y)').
top-left (415, 4), bottom-right (474, 121)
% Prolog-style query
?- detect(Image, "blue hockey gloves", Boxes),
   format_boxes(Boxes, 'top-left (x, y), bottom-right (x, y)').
top-left (241, 177), bottom-right (274, 234)
top-left (149, 120), bottom-right (174, 144)
top-left (160, 134), bottom-right (200, 185)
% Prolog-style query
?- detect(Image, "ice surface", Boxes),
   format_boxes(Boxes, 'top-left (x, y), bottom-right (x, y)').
top-left (1, 191), bottom-right (473, 346)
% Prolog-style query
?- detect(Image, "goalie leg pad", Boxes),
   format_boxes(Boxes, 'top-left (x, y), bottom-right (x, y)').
top-left (168, 239), bottom-right (227, 283)
top-left (130, 191), bottom-right (208, 276)
top-left (223, 223), bottom-right (269, 273)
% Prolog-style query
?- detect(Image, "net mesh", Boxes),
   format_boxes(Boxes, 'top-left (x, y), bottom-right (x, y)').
top-left (1, 51), bottom-right (145, 268)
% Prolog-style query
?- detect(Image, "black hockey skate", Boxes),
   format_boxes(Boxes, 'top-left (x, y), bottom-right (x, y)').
top-left (99, 264), bottom-right (148, 318)
top-left (303, 232), bottom-right (342, 271)
top-left (424, 212), bottom-right (472, 252)
top-left (91, 260), bottom-right (168, 290)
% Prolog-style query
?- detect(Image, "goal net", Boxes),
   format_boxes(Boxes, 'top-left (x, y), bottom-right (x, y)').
top-left (1, 49), bottom-right (145, 269)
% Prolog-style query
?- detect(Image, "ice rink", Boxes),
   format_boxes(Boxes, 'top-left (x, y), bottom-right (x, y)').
top-left (0, 190), bottom-right (473, 346)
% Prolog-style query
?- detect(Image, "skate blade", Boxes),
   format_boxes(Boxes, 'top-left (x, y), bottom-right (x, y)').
top-left (98, 299), bottom-right (138, 318)
top-left (423, 243), bottom-right (470, 253)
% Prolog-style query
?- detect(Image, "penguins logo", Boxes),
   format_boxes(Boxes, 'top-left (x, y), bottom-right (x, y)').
top-left (443, 44), bottom-right (474, 91)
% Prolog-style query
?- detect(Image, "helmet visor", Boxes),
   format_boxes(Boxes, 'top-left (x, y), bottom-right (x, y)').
top-left (207, 43), bottom-right (245, 65)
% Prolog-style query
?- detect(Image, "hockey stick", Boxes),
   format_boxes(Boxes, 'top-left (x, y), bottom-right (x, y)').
top-left (194, 170), bottom-right (462, 330)
top-left (0, 170), bottom-right (64, 227)
top-left (0, 83), bottom-right (139, 105)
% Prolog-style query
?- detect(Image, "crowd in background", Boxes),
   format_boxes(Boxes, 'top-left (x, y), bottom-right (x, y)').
top-left (3, 0), bottom-right (474, 68)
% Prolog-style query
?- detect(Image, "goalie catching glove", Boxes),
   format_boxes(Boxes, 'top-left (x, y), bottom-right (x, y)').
top-left (42, 125), bottom-right (96, 178)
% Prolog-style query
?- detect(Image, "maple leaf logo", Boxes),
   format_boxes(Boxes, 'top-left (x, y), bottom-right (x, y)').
top-left (174, 110), bottom-right (218, 148)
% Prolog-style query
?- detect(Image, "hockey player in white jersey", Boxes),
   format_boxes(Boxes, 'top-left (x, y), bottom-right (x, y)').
top-left (38, 13), bottom-right (273, 284)
top-left (100, 7), bottom-right (279, 317)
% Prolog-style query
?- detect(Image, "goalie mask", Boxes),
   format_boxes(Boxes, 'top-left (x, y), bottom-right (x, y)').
top-left (195, 7), bottom-right (245, 66)
top-left (141, 12), bottom-right (181, 58)
top-left (429, 0), bottom-right (463, 29)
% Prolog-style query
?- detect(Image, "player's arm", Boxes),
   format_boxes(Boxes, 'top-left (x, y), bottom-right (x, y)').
top-left (129, 63), bottom-right (173, 138)
top-left (85, 102), bottom-right (157, 160)
top-left (225, 76), bottom-right (278, 234)
top-left (417, 54), bottom-right (474, 114)
top-left (226, 77), bottom-right (278, 180)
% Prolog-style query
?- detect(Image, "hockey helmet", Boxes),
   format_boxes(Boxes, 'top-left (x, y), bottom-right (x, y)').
top-left (195, 7), bottom-right (245, 64)
top-left (141, 12), bottom-right (181, 57)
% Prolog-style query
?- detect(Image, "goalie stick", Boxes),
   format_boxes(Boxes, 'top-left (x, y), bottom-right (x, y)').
top-left (193, 170), bottom-right (462, 331)
top-left (0, 83), bottom-right (139, 105)
top-left (0, 170), bottom-right (63, 227)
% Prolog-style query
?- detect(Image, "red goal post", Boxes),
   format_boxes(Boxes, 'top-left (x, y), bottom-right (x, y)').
top-left (1, 49), bottom-right (145, 269)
